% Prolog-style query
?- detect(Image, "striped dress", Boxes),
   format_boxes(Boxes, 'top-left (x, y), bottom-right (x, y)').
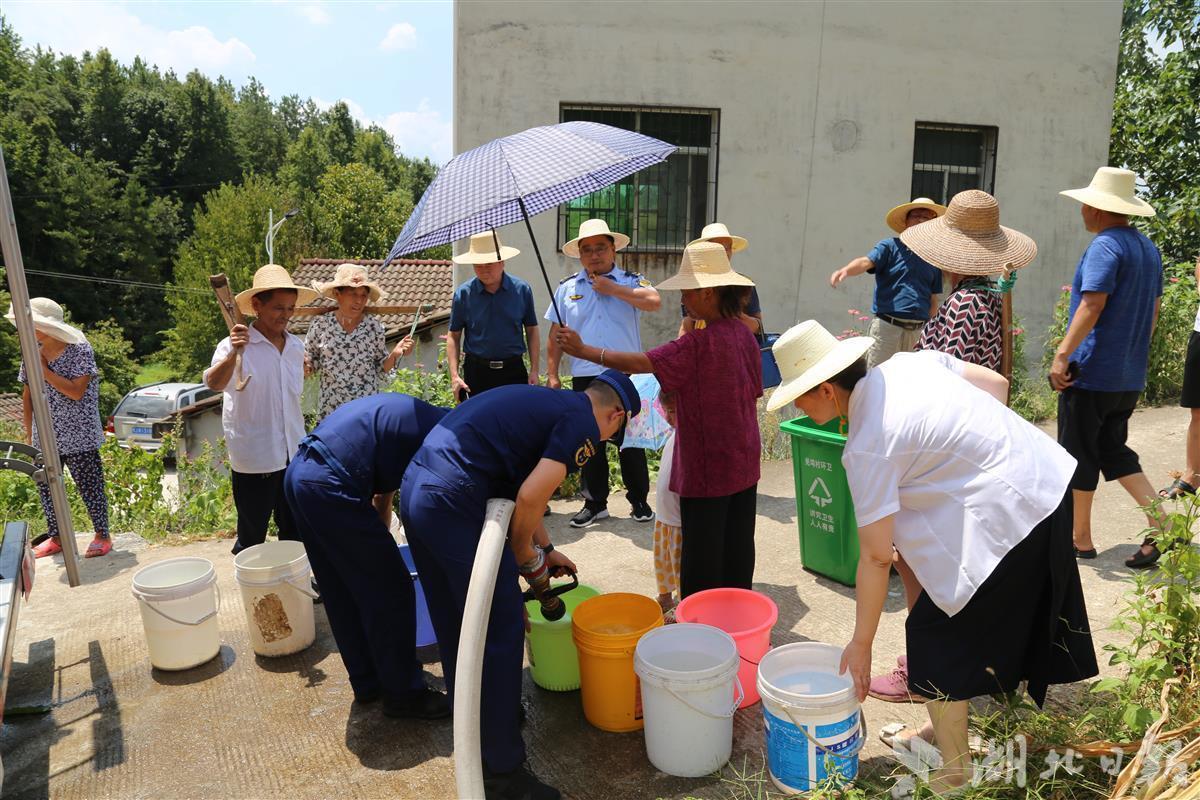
top-left (914, 277), bottom-right (1004, 371)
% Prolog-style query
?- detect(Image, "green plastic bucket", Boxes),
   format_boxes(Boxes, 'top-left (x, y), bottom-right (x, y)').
top-left (779, 416), bottom-right (859, 586)
top-left (525, 583), bottom-right (600, 690)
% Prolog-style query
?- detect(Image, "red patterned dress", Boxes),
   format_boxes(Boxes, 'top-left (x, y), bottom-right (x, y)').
top-left (914, 277), bottom-right (1004, 370)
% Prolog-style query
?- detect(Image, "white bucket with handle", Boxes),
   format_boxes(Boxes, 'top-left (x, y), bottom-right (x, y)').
top-left (233, 541), bottom-right (316, 657)
top-left (131, 557), bottom-right (221, 671)
top-left (633, 623), bottom-right (742, 777)
top-left (757, 642), bottom-right (864, 793)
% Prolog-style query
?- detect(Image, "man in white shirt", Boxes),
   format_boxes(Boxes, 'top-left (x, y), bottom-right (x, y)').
top-left (205, 265), bottom-right (316, 554)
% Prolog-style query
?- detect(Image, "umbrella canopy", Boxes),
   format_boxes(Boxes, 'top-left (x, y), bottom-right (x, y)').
top-left (384, 121), bottom-right (676, 262)
top-left (621, 373), bottom-right (672, 452)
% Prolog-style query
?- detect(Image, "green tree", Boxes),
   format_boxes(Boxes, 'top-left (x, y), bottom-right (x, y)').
top-left (80, 49), bottom-right (128, 167)
top-left (311, 163), bottom-right (413, 259)
top-left (170, 70), bottom-right (239, 211)
top-left (232, 77), bottom-right (287, 176)
top-left (322, 101), bottom-right (356, 166)
top-left (281, 125), bottom-right (330, 195)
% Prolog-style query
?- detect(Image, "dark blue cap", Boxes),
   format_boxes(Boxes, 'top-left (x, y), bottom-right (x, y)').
top-left (592, 369), bottom-right (641, 418)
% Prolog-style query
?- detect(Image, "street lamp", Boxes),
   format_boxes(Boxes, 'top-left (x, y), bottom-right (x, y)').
top-left (265, 207), bottom-right (300, 265)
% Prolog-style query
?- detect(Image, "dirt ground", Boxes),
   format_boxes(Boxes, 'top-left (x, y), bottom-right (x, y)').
top-left (0, 405), bottom-right (1190, 799)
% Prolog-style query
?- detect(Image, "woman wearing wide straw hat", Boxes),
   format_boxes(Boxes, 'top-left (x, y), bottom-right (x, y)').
top-left (766, 320), bottom-right (1096, 794)
top-left (678, 222), bottom-right (763, 338)
top-left (557, 241), bottom-right (763, 596)
top-left (304, 263), bottom-right (413, 422)
top-left (7, 298), bottom-right (112, 559)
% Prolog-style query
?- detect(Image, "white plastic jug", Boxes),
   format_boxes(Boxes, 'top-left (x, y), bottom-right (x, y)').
top-left (757, 642), bottom-right (864, 793)
top-left (233, 541), bottom-right (316, 657)
top-left (131, 557), bottom-right (221, 671)
top-left (633, 623), bottom-right (742, 777)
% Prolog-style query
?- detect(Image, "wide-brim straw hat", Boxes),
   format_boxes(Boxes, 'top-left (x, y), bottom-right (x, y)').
top-left (235, 264), bottom-right (319, 316)
top-left (312, 263), bottom-right (387, 303)
top-left (885, 197), bottom-right (947, 234)
top-left (453, 230), bottom-right (521, 265)
top-left (688, 222), bottom-right (748, 252)
top-left (4, 297), bottom-right (86, 345)
top-left (766, 321), bottom-right (873, 413)
top-left (562, 218), bottom-right (631, 258)
top-left (657, 241), bottom-right (756, 291)
top-left (1060, 166), bottom-right (1155, 217)
top-left (900, 190), bottom-right (1037, 277)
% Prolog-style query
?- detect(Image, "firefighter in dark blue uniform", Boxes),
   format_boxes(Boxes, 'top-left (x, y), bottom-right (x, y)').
top-left (400, 370), bottom-right (639, 800)
top-left (283, 393), bottom-right (450, 719)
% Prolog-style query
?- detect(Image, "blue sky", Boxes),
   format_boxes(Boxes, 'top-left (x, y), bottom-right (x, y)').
top-left (1, 0), bottom-right (454, 162)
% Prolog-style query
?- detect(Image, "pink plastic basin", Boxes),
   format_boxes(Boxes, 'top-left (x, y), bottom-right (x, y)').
top-left (676, 588), bottom-right (778, 708)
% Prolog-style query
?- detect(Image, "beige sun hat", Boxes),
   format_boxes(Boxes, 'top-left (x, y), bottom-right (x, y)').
top-left (900, 190), bottom-right (1038, 277)
top-left (452, 231), bottom-right (521, 265)
top-left (312, 263), bottom-right (387, 303)
top-left (4, 297), bottom-right (87, 345)
top-left (885, 197), bottom-right (947, 234)
top-left (765, 321), bottom-right (873, 413)
top-left (656, 241), bottom-right (755, 291)
top-left (688, 222), bottom-right (748, 252)
top-left (235, 264), bottom-right (320, 316)
top-left (1060, 167), bottom-right (1155, 217)
top-left (562, 218), bottom-right (631, 258)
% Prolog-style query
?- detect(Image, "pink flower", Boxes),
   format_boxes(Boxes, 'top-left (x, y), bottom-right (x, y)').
top-left (439, 334), bottom-right (448, 341)
top-left (1012, 327), bottom-right (1025, 336)
top-left (1061, 285), bottom-right (1071, 292)
top-left (1170, 277), bottom-right (1180, 283)
top-left (847, 309), bottom-right (861, 316)
top-left (857, 315), bottom-right (870, 322)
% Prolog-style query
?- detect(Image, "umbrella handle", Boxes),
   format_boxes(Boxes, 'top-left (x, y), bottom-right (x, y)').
top-left (518, 197), bottom-right (564, 328)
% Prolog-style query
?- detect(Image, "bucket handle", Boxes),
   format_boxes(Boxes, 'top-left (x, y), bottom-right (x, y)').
top-left (665, 675), bottom-right (744, 720)
top-left (135, 582), bottom-right (221, 627)
top-left (284, 575), bottom-right (320, 600)
top-left (781, 706), bottom-right (867, 763)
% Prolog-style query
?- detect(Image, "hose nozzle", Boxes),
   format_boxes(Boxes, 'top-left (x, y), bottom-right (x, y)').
top-left (518, 549), bottom-right (574, 621)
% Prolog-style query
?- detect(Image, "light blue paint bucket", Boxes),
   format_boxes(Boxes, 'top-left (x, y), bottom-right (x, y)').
top-left (399, 544), bottom-right (437, 647)
top-left (757, 642), bottom-right (863, 793)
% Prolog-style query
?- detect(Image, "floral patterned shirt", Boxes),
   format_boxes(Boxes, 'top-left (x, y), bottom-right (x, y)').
top-left (18, 341), bottom-right (104, 456)
top-left (304, 312), bottom-right (398, 421)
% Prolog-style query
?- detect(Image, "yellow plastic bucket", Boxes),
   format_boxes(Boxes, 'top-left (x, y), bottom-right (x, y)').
top-left (571, 593), bottom-right (663, 732)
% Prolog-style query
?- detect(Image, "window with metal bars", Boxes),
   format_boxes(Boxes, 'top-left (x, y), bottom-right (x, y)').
top-left (911, 123), bottom-right (998, 204)
top-left (558, 104), bottom-right (720, 252)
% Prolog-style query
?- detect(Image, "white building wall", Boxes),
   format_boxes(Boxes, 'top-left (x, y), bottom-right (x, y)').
top-left (454, 0), bottom-right (1122, 357)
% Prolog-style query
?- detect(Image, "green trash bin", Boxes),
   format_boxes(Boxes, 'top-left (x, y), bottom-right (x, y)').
top-left (780, 416), bottom-right (859, 586)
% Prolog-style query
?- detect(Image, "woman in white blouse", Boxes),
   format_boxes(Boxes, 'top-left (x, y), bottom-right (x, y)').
top-left (767, 320), bottom-right (1097, 795)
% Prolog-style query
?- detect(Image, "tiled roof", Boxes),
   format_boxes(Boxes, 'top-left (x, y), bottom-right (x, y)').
top-left (288, 258), bottom-right (454, 338)
top-left (0, 393), bottom-right (22, 426)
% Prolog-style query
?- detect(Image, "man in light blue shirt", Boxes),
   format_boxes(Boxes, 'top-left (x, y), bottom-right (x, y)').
top-left (547, 218), bottom-right (662, 527)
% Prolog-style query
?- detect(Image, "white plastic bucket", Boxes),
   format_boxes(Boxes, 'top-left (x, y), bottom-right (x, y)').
top-left (131, 557), bottom-right (221, 671)
top-left (633, 623), bottom-right (743, 777)
top-left (757, 642), bottom-right (864, 793)
top-left (233, 541), bottom-right (316, 657)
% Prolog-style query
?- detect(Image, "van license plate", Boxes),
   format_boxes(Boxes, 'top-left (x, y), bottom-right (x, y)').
top-left (133, 426), bottom-right (151, 436)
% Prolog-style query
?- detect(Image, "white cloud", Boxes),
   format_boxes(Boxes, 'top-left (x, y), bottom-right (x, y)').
top-left (379, 22), bottom-right (417, 51)
top-left (296, 3), bottom-right (331, 25)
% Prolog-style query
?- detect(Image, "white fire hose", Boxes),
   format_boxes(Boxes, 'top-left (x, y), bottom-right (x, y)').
top-left (455, 498), bottom-right (516, 800)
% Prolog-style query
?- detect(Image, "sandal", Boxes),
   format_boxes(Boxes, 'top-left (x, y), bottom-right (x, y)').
top-left (85, 538), bottom-right (112, 558)
top-left (1125, 538), bottom-right (1161, 569)
top-left (32, 538), bottom-right (62, 559)
top-left (1159, 476), bottom-right (1197, 500)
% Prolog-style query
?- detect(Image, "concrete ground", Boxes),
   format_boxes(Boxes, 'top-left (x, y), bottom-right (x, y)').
top-left (0, 405), bottom-right (1190, 799)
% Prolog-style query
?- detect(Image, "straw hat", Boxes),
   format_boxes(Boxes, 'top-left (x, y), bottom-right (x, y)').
top-left (1060, 167), bottom-right (1155, 217)
top-left (688, 222), bottom-right (748, 252)
top-left (656, 242), bottom-right (756, 291)
top-left (562, 218), bottom-right (631, 258)
top-left (235, 264), bottom-right (319, 316)
top-left (312, 263), bottom-right (387, 303)
top-left (885, 197), bottom-right (947, 234)
top-left (765, 321), bottom-right (873, 413)
top-left (452, 231), bottom-right (521, 265)
top-left (4, 297), bottom-right (86, 345)
top-left (899, 190), bottom-right (1037, 277)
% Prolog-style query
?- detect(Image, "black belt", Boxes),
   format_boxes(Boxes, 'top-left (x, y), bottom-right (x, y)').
top-left (465, 353), bottom-right (523, 370)
top-left (877, 313), bottom-right (925, 331)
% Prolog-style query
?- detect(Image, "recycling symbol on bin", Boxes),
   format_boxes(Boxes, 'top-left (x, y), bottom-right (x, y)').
top-left (807, 477), bottom-right (833, 508)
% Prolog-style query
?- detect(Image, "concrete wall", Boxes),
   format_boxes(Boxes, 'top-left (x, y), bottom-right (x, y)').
top-left (455, 0), bottom-right (1123, 359)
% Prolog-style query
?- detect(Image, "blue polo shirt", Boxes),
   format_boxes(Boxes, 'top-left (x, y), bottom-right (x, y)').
top-left (866, 238), bottom-right (943, 320)
top-left (1067, 226), bottom-right (1163, 392)
top-left (310, 393), bottom-right (449, 495)
top-left (449, 272), bottom-right (538, 359)
top-left (410, 385), bottom-right (601, 500)
top-left (546, 265), bottom-right (646, 377)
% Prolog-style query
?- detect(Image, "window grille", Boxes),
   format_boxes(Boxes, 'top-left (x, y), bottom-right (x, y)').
top-left (559, 104), bottom-right (720, 252)
top-left (911, 123), bottom-right (998, 204)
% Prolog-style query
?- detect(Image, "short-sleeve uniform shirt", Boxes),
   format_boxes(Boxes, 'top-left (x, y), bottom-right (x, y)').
top-left (449, 272), bottom-right (538, 359)
top-left (546, 266), bottom-right (646, 378)
top-left (410, 385), bottom-right (601, 500)
top-left (866, 238), bottom-right (943, 320)
top-left (18, 341), bottom-right (103, 456)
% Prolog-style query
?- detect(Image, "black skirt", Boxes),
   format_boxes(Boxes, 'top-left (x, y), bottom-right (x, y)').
top-left (906, 493), bottom-right (1098, 706)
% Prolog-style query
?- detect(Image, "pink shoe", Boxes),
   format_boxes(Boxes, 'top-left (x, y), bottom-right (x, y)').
top-left (868, 654), bottom-right (925, 703)
top-left (32, 538), bottom-right (62, 559)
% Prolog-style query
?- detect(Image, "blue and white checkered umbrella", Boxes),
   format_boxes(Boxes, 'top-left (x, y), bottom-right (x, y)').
top-left (383, 121), bottom-right (676, 323)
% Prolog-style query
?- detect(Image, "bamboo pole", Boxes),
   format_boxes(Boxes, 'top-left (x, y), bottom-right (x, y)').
top-left (0, 145), bottom-right (81, 586)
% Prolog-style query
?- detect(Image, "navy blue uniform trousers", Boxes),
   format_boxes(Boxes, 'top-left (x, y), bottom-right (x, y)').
top-left (284, 445), bottom-right (423, 701)
top-left (400, 464), bottom-right (525, 774)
